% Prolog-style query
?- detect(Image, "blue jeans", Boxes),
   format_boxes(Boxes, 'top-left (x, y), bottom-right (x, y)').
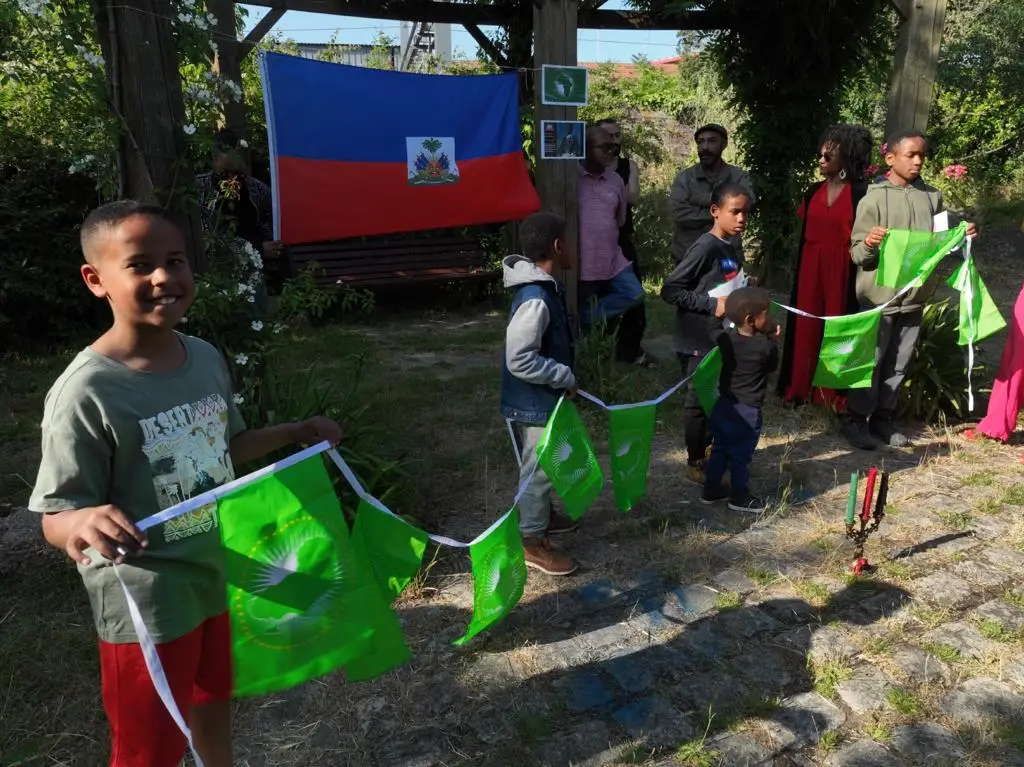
top-left (706, 399), bottom-right (762, 499)
top-left (580, 267), bottom-right (645, 328)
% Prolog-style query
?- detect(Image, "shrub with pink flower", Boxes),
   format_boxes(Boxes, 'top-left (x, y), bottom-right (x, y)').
top-left (942, 163), bottom-right (969, 181)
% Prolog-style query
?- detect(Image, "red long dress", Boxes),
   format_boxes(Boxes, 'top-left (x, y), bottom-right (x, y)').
top-left (783, 183), bottom-right (854, 408)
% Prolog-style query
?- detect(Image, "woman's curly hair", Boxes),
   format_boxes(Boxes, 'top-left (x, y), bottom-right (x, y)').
top-left (819, 124), bottom-right (873, 182)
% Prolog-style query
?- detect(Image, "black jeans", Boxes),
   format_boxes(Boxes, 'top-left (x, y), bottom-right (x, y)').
top-left (847, 310), bottom-right (922, 421)
top-left (680, 353), bottom-right (712, 464)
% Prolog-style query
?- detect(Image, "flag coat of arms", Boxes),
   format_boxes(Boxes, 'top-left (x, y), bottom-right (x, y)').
top-left (260, 52), bottom-right (540, 243)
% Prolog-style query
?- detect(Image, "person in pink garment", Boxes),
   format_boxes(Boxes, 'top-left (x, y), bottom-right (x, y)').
top-left (966, 279), bottom-right (1024, 443)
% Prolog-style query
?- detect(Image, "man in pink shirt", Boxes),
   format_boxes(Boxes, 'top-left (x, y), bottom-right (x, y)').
top-left (577, 125), bottom-right (645, 329)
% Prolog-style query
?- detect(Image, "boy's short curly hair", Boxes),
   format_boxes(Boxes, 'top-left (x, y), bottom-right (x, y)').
top-left (80, 200), bottom-right (179, 264)
top-left (519, 212), bottom-right (567, 263)
top-left (725, 286), bottom-right (771, 326)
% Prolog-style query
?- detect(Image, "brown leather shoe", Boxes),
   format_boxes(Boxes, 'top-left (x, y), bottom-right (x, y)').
top-left (546, 510), bottom-right (579, 535)
top-left (522, 536), bottom-right (578, 576)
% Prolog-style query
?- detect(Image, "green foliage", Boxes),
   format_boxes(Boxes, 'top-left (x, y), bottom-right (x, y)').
top-left (709, 0), bottom-right (889, 278)
top-left (899, 299), bottom-right (984, 422)
top-left (632, 0), bottom-right (891, 280)
top-left (580, 62), bottom-right (690, 165)
top-left (927, 1), bottom-right (1024, 206)
top-left (0, 130), bottom-right (103, 347)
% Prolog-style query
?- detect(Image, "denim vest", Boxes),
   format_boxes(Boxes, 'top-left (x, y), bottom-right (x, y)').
top-left (500, 281), bottom-right (575, 425)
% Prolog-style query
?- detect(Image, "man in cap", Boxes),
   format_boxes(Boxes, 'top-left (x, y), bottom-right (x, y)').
top-left (669, 123), bottom-right (755, 263)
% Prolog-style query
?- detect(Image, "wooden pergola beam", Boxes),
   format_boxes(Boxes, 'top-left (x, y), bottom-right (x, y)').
top-left (463, 23), bottom-right (510, 69)
top-left (240, 5), bottom-right (285, 54)
top-left (241, 0), bottom-right (728, 31)
top-left (885, 0), bottom-right (948, 137)
top-left (888, 0), bottom-right (911, 19)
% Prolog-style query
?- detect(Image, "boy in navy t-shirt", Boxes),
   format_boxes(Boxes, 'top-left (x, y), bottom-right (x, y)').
top-left (661, 183), bottom-right (752, 486)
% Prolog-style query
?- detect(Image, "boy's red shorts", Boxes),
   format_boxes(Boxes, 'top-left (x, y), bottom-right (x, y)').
top-left (99, 612), bottom-right (232, 767)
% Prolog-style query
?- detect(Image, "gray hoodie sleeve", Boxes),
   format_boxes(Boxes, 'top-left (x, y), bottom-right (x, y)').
top-left (505, 299), bottom-right (577, 390)
top-left (850, 193), bottom-right (882, 267)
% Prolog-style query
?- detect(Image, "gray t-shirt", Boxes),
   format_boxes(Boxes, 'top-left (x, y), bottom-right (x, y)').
top-left (29, 334), bottom-right (246, 643)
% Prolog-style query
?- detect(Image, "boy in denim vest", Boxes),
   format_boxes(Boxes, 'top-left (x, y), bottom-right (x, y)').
top-left (500, 212), bottom-right (579, 576)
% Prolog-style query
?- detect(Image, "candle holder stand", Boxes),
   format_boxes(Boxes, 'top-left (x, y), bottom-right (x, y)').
top-left (844, 469), bottom-right (888, 577)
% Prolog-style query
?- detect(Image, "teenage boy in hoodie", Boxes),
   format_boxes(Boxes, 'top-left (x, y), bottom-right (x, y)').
top-left (500, 212), bottom-right (579, 576)
top-left (845, 130), bottom-right (978, 450)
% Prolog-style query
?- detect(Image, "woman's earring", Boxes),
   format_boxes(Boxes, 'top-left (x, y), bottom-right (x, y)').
top-left (839, 169), bottom-right (848, 180)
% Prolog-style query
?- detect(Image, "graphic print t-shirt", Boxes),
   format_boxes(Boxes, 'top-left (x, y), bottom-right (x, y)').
top-left (29, 335), bottom-right (246, 643)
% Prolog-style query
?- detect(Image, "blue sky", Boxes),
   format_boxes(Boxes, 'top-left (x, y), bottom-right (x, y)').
top-left (238, 1), bottom-right (681, 63)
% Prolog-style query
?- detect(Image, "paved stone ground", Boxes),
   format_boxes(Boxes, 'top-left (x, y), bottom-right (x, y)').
top-left (435, 495), bottom-right (1024, 766)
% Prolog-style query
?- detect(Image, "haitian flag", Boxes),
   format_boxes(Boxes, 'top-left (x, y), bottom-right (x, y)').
top-left (260, 52), bottom-right (540, 244)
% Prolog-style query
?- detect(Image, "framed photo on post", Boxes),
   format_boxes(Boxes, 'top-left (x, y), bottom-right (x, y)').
top-left (541, 64), bottom-right (589, 107)
top-left (540, 120), bottom-right (586, 160)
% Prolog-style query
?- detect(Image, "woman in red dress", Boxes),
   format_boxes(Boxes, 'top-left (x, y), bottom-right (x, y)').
top-left (778, 125), bottom-right (873, 408)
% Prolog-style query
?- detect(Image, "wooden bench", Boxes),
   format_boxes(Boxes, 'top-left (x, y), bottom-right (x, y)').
top-left (283, 234), bottom-right (496, 290)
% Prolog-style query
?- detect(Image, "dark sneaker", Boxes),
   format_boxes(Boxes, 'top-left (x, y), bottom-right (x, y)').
top-left (729, 494), bottom-right (767, 513)
top-left (870, 419), bottom-right (910, 448)
top-left (546, 511), bottom-right (579, 535)
top-left (685, 461), bottom-right (706, 486)
top-left (522, 537), bottom-right (578, 576)
top-left (842, 419), bottom-right (876, 451)
top-left (700, 484), bottom-right (730, 505)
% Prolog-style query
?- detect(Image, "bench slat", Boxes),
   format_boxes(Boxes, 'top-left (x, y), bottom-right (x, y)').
top-left (293, 254), bottom-right (487, 271)
top-left (284, 234), bottom-right (492, 289)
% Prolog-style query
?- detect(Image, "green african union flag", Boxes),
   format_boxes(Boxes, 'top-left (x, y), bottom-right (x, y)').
top-left (218, 454), bottom-right (394, 696)
top-left (536, 398), bottom-right (604, 520)
top-left (607, 404), bottom-right (656, 512)
top-left (877, 223), bottom-right (967, 289)
top-left (948, 257), bottom-right (1006, 345)
top-left (453, 508), bottom-right (527, 646)
top-left (344, 500), bottom-right (422, 681)
top-left (350, 499), bottom-right (429, 603)
top-left (692, 348), bottom-right (722, 416)
top-left (812, 311), bottom-right (882, 390)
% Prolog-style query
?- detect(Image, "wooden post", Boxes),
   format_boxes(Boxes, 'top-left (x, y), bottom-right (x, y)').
top-left (208, 0), bottom-right (247, 137)
top-left (93, 0), bottom-right (206, 270)
top-left (885, 0), bottom-right (948, 139)
top-left (533, 0), bottom-right (579, 316)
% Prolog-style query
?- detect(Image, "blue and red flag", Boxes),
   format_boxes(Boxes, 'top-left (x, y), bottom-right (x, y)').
top-left (260, 52), bottom-right (540, 244)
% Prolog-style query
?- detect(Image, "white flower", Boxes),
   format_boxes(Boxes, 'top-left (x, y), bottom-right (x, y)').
top-left (239, 139), bottom-right (248, 149)
top-left (177, 12), bottom-right (189, 22)
top-left (246, 294), bottom-right (256, 304)
top-left (273, 323), bottom-right (285, 335)
top-left (183, 124), bottom-right (197, 136)
top-left (209, 40), bottom-right (219, 55)
top-left (251, 320), bottom-right (263, 331)
top-left (180, 316), bottom-right (188, 324)
top-left (74, 44), bottom-right (104, 68)
top-left (235, 282), bottom-right (253, 296)
top-left (233, 393), bottom-right (244, 405)
top-left (206, 12), bottom-right (217, 25)
top-left (18, 0), bottom-right (47, 17)
top-left (234, 353), bottom-right (249, 366)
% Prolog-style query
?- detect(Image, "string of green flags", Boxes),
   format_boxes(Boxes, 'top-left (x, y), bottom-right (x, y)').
top-left (114, 223), bottom-right (1002, 765)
